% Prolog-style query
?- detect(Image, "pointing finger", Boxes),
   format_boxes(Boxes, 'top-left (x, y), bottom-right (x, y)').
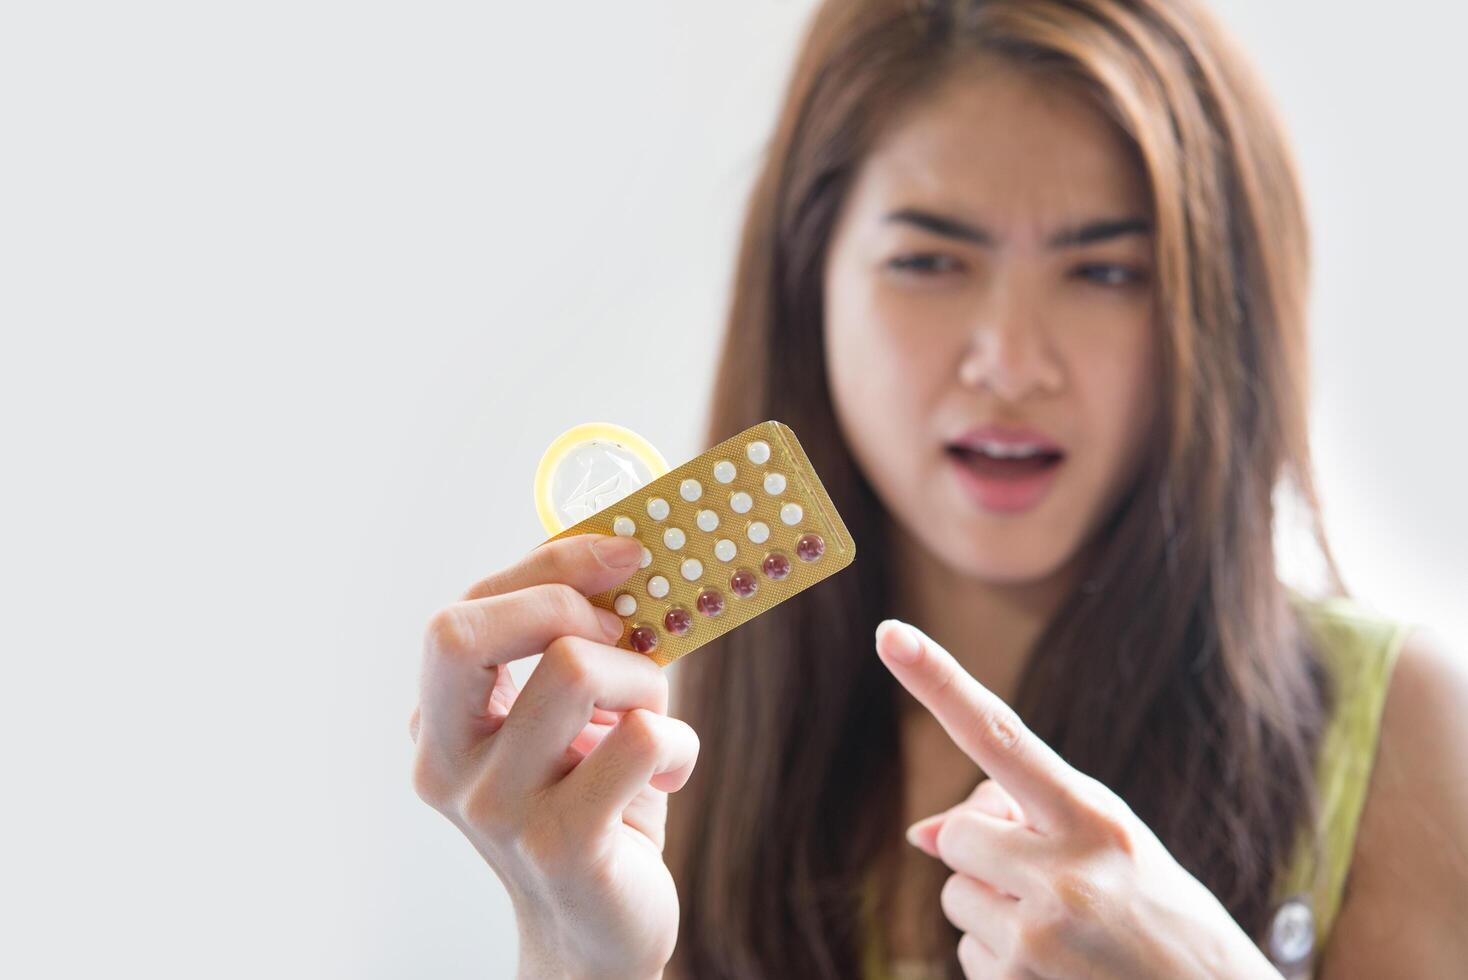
top-left (877, 619), bottom-right (1082, 832)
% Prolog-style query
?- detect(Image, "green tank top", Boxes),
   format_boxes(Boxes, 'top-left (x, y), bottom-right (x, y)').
top-left (860, 595), bottom-right (1409, 979)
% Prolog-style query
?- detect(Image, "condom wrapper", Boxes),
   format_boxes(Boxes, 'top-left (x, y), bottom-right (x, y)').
top-left (542, 420), bottom-right (856, 667)
top-left (534, 423), bottom-right (672, 536)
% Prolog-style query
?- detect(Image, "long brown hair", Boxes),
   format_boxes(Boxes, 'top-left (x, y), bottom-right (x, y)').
top-left (666, 1), bottom-right (1341, 976)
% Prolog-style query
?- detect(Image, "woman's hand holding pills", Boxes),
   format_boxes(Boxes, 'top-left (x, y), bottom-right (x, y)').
top-left (410, 533), bottom-right (699, 980)
top-left (875, 621), bottom-right (1283, 980)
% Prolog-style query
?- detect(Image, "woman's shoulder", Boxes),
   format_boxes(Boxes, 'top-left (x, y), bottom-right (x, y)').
top-left (1314, 618), bottom-right (1468, 976)
top-left (1290, 592), bottom-right (1410, 667)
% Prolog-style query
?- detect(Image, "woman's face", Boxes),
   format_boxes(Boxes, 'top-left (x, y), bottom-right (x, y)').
top-left (824, 61), bottom-right (1160, 584)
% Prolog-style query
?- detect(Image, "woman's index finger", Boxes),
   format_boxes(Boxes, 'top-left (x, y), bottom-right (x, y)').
top-left (875, 619), bottom-right (1082, 831)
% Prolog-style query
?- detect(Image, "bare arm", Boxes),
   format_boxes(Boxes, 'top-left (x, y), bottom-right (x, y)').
top-left (1316, 627), bottom-right (1468, 977)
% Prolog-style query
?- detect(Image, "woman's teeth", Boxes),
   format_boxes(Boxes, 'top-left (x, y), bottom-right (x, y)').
top-left (969, 440), bottom-right (1051, 460)
top-left (947, 444), bottom-right (1064, 477)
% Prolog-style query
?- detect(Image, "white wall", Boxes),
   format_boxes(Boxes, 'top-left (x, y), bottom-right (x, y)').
top-left (2, 2), bottom-right (1462, 977)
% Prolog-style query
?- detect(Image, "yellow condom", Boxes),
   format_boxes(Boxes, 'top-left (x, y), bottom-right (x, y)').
top-left (534, 423), bottom-right (671, 536)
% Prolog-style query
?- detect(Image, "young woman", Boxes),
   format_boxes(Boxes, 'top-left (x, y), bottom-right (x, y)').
top-left (410, 1), bottom-right (1468, 977)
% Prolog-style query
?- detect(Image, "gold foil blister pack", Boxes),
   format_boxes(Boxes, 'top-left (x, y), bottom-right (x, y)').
top-left (543, 420), bottom-right (856, 667)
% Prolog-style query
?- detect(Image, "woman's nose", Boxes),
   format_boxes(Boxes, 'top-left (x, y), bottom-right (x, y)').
top-left (956, 284), bottom-right (1065, 401)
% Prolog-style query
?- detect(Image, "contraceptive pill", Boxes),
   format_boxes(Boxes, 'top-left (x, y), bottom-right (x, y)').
top-left (541, 420), bottom-right (856, 667)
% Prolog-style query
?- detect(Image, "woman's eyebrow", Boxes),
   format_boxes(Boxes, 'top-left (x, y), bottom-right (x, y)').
top-left (1049, 216), bottom-right (1152, 247)
top-left (882, 207), bottom-right (1152, 248)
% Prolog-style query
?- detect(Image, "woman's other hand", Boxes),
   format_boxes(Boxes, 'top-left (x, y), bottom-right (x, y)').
top-left (410, 534), bottom-right (699, 980)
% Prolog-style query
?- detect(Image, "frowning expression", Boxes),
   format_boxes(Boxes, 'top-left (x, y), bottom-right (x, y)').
top-left (823, 60), bottom-right (1161, 583)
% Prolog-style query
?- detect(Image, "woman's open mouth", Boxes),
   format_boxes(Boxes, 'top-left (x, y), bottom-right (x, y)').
top-left (944, 436), bottom-right (1066, 514)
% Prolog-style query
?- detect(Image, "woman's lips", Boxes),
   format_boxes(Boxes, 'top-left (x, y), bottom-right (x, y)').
top-left (945, 444), bottom-right (1065, 514)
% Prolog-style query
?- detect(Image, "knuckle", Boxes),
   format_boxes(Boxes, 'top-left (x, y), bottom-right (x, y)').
top-left (541, 636), bottom-right (596, 696)
top-left (981, 704), bottom-right (1025, 753)
top-left (931, 659), bottom-right (957, 697)
top-left (1071, 781), bottom-right (1137, 850)
top-left (538, 582), bottom-right (587, 627)
top-left (934, 807), bottom-right (975, 856)
top-left (424, 605), bottom-right (473, 657)
top-left (972, 777), bottom-right (1015, 816)
top-left (538, 543), bottom-right (580, 587)
top-left (614, 708), bottom-right (662, 757)
top-left (1016, 918), bottom-right (1064, 966)
top-left (939, 873), bottom-right (967, 920)
top-left (1052, 869), bottom-right (1101, 918)
top-left (679, 718), bottom-right (701, 760)
top-left (955, 933), bottom-right (985, 972)
top-left (1103, 816), bottom-right (1138, 855)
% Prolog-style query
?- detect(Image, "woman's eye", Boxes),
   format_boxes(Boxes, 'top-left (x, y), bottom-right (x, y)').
top-left (887, 253), bottom-right (962, 275)
top-left (1074, 263), bottom-right (1148, 287)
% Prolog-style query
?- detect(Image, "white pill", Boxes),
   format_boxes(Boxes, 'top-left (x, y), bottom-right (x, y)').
top-left (781, 502), bottom-right (803, 526)
top-left (613, 516), bottom-right (636, 536)
top-left (681, 558), bottom-right (704, 581)
top-left (614, 594), bottom-right (637, 617)
top-left (763, 472), bottom-right (786, 495)
top-left (714, 538), bottom-right (737, 562)
top-left (639, 546), bottom-right (653, 569)
top-left (647, 575), bottom-right (670, 599)
top-left (646, 497), bottom-right (670, 521)
top-left (713, 460), bottom-right (737, 483)
top-left (747, 440), bottom-right (771, 464)
top-left (664, 527), bottom-right (686, 550)
top-left (680, 479), bottom-right (703, 502)
top-left (730, 491), bottom-right (753, 514)
top-left (696, 509), bottom-right (719, 532)
top-left (747, 521), bottom-right (770, 544)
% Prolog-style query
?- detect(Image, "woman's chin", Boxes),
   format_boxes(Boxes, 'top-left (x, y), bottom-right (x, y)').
top-left (921, 531), bottom-right (1075, 588)
top-left (952, 554), bottom-right (1069, 587)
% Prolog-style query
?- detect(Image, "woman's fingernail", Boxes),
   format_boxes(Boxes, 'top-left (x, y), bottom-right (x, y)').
top-left (591, 535), bottom-right (643, 568)
top-left (906, 814), bottom-right (944, 851)
top-left (879, 620), bottom-right (922, 664)
top-left (596, 608), bottom-right (626, 642)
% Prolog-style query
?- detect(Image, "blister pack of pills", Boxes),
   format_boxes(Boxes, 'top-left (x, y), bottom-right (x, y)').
top-left (537, 420), bottom-right (856, 667)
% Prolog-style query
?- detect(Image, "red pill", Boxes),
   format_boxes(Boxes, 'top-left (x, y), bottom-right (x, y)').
top-left (796, 533), bottom-right (825, 562)
top-left (762, 552), bottom-right (791, 580)
top-left (664, 607), bottom-right (693, 635)
top-left (696, 589), bottom-right (725, 617)
top-left (629, 625), bottom-right (658, 653)
top-left (730, 568), bottom-right (758, 599)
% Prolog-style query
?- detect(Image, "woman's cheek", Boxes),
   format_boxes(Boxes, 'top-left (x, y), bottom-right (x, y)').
top-left (833, 286), bottom-right (947, 417)
top-left (825, 304), bottom-right (917, 490)
top-left (1062, 311), bottom-right (1161, 520)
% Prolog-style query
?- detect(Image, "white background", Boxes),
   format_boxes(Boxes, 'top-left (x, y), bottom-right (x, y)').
top-left (2, 2), bottom-right (1463, 977)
